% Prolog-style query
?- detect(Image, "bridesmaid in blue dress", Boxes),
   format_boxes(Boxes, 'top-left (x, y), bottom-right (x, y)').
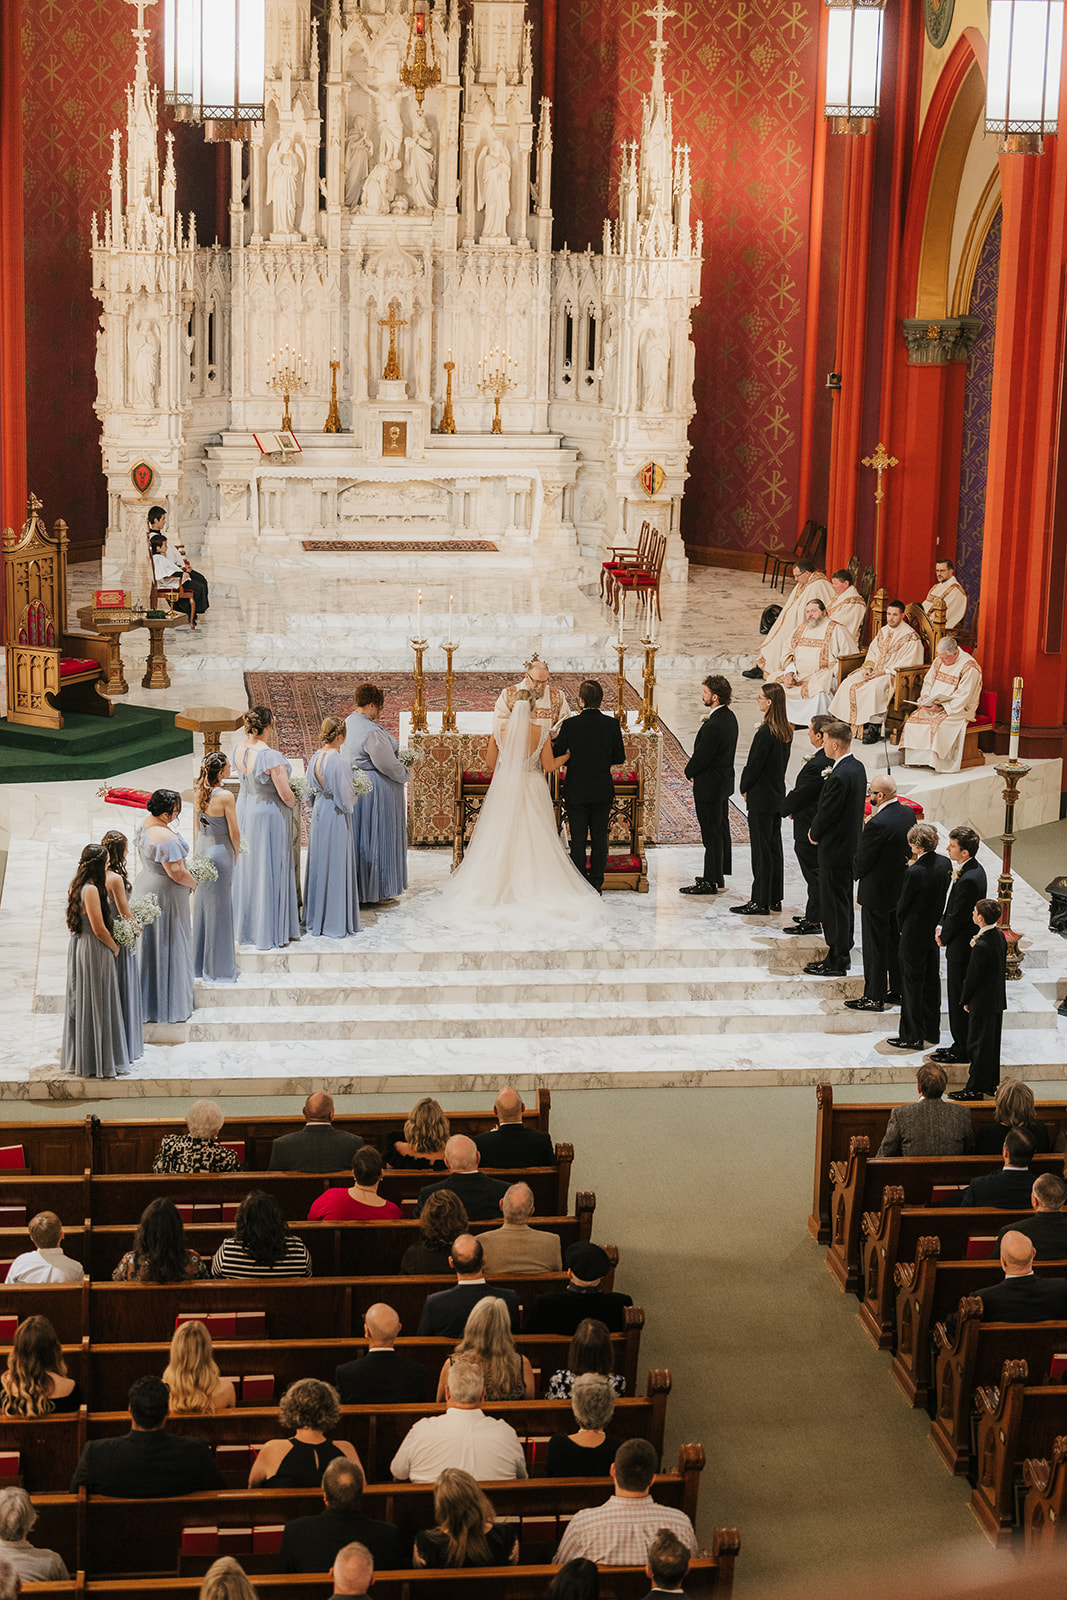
top-left (305, 716), bottom-right (360, 937)
top-left (192, 751), bottom-right (240, 982)
top-left (61, 844), bottom-right (129, 1078)
top-left (231, 706), bottom-right (300, 951)
top-left (101, 830), bottom-right (144, 1063)
top-left (132, 789), bottom-right (196, 1024)
top-left (342, 683), bottom-right (410, 903)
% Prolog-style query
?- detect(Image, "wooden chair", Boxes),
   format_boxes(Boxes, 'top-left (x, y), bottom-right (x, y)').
top-left (3, 494), bottom-right (111, 729)
top-left (609, 530), bottom-right (665, 620)
top-left (556, 767), bottom-right (649, 892)
top-left (762, 517), bottom-right (818, 587)
top-left (600, 520), bottom-right (653, 600)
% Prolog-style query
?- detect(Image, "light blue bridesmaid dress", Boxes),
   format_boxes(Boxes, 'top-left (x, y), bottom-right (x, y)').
top-left (132, 829), bottom-right (194, 1023)
top-left (232, 743), bottom-right (300, 950)
top-left (342, 712), bottom-right (409, 901)
top-left (304, 748), bottom-right (360, 937)
top-left (192, 796), bottom-right (239, 982)
top-left (61, 889), bottom-right (130, 1078)
top-left (108, 886), bottom-right (144, 1061)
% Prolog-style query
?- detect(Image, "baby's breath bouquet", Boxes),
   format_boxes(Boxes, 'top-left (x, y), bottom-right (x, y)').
top-left (351, 770), bottom-right (373, 797)
top-left (238, 838), bottom-right (250, 855)
top-left (188, 855), bottom-right (219, 885)
top-left (128, 892), bottom-right (161, 926)
top-left (397, 748), bottom-right (419, 769)
top-left (112, 919), bottom-right (136, 950)
top-left (289, 772), bottom-right (309, 801)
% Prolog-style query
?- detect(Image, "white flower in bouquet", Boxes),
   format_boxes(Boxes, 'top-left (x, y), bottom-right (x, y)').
top-left (238, 838), bottom-right (250, 855)
top-left (289, 773), bottom-right (309, 801)
top-left (128, 892), bottom-right (161, 926)
top-left (351, 769), bottom-right (373, 798)
top-left (397, 748), bottom-right (419, 768)
top-left (112, 918), bottom-right (136, 950)
top-left (188, 855), bottom-right (219, 884)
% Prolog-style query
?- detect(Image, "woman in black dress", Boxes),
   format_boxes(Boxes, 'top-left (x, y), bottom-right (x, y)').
top-left (247, 1379), bottom-right (361, 1487)
top-left (732, 682), bottom-right (793, 915)
top-left (546, 1373), bottom-right (620, 1477)
top-left (384, 1097), bottom-right (449, 1169)
top-left (0, 1316), bottom-right (83, 1416)
top-left (413, 1468), bottom-right (519, 1567)
top-left (400, 1189), bottom-right (469, 1273)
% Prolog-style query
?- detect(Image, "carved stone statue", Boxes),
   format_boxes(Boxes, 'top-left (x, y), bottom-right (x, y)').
top-left (267, 132), bottom-right (305, 234)
top-left (639, 321), bottom-right (670, 412)
top-left (404, 115), bottom-right (435, 211)
top-left (362, 159), bottom-right (398, 215)
top-left (367, 83), bottom-right (405, 167)
top-left (476, 133), bottom-right (512, 240)
top-left (600, 309), bottom-right (618, 405)
top-left (130, 312), bottom-right (159, 408)
top-left (344, 115), bottom-right (373, 209)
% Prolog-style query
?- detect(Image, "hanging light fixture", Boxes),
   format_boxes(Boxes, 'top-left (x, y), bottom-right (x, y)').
top-left (164, 0), bottom-right (266, 140)
top-left (986, 0), bottom-right (1064, 153)
top-left (400, 0), bottom-right (441, 113)
top-left (824, 0), bottom-right (886, 134)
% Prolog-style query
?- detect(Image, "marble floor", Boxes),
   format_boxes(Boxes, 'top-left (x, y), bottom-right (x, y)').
top-left (2, 539), bottom-right (1064, 1099)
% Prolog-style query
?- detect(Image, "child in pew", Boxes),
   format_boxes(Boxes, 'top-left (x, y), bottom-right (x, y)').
top-left (0, 1316), bottom-right (83, 1417)
top-left (412, 1467), bottom-right (519, 1567)
top-left (163, 1320), bottom-right (236, 1414)
top-left (247, 1378), bottom-right (362, 1489)
top-left (5, 1210), bottom-right (82, 1285)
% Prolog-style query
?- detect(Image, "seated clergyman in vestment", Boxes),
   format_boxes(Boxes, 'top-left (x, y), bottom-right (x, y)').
top-left (900, 637), bottom-right (983, 773)
top-left (829, 599), bottom-right (925, 742)
top-left (922, 558), bottom-right (968, 629)
top-left (826, 569), bottom-right (866, 650)
top-left (774, 600), bottom-right (854, 725)
top-left (744, 560), bottom-right (834, 680)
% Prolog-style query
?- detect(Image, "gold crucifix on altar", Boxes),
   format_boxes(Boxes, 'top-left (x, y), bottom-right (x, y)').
top-left (862, 440), bottom-right (899, 574)
top-left (378, 299), bottom-right (408, 381)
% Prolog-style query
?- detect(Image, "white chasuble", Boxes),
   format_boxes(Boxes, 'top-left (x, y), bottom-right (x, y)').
top-left (901, 650), bottom-right (983, 773)
top-left (776, 616), bottom-right (853, 720)
top-left (829, 621), bottom-right (925, 727)
top-left (757, 573), bottom-right (835, 678)
top-left (492, 682), bottom-right (572, 746)
top-left (827, 585), bottom-right (866, 649)
top-left (923, 577), bottom-right (968, 630)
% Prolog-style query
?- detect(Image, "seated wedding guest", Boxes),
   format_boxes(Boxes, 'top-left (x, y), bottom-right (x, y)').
top-left (646, 1528), bottom-right (692, 1597)
top-left (133, 789), bottom-right (196, 1025)
top-left (875, 1063), bottom-right (975, 1157)
top-left (479, 1181), bottom-right (562, 1274)
top-left (5, 1211), bottom-right (82, 1284)
top-left (0, 1317), bottom-right (83, 1417)
top-left (524, 1242), bottom-right (633, 1335)
top-left (389, 1360), bottom-right (527, 1483)
top-left (434, 1295), bottom-right (534, 1402)
top-left (192, 753), bottom-right (240, 984)
top-left (416, 1235), bottom-right (521, 1337)
top-left (973, 1078), bottom-right (1052, 1154)
top-left (546, 1373), bottom-right (620, 1478)
top-left (0, 1562), bottom-right (18, 1600)
top-left (416, 1135), bottom-right (509, 1221)
top-left (401, 1189), bottom-right (469, 1274)
top-left (198, 1557), bottom-right (257, 1600)
top-left (211, 1190), bottom-right (312, 1278)
top-left (247, 1379), bottom-right (361, 1488)
top-left (552, 1439), bottom-right (697, 1565)
top-left (949, 1129), bottom-right (1036, 1208)
top-left (305, 716), bottom-right (360, 938)
top-left (330, 1542), bottom-right (375, 1600)
top-left (0, 1487), bottom-right (69, 1582)
top-left (269, 1091), bottom-right (364, 1172)
top-left (112, 1197), bottom-right (204, 1281)
top-left (967, 1231), bottom-right (1067, 1323)
top-left (61, 842), bottom-right (128, 1080)
top-left (162, 1320), bottom-right (236, 1414)
top-left (547, 1559), bottom-right (600, 1600)
top-left (474, 1087), bottom-right (555, 1167)
top-left (308, 1146), bottom-right (402, 1222)
top-left (546, 1318), bottom-right (626, 1399)
top-left (334, 1303), bottom-right (430, 1404)
top-left (70, 1376), bottom-right (224, 1496)
top-left (343, 682), bottom-right (410, 904)
top-left (413, 1467), bottom-right (519, 1567)
top-left (280, 1457), bottom-right (405, 1574)
top-left (385, 1097), bottom-right (449, 1170)
top-left (153, 1099), bottom-right (240, 1173)
top-left (998, 1174), bottom-right (1067, 1259)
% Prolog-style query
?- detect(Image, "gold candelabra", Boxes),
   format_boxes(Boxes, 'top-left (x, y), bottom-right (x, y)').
top-left (410, 637), bottom-right (429, 733)
top-left (614, 643), bottom-right (628, 731)
top-left (266, 344), bottom-right (310, 432)
top-left (638, 635), bottom-right (659, 731)
top-left (399, 0), bottom-right (440, 111)
top-left (437, 358), bottom-right (457, 434)
top-left (323, 358), bottom-right (341, 433)
top-left (442, 644), bottom-right (458, 731)
top-left (480, 346), bottom-right (518, 435)
top-left (994, 757), bottom-right (1031, 980)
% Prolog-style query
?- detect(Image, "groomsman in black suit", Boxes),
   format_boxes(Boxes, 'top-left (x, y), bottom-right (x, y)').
top-left (949, 898), bottom-right (1009, 1099)
top-left (804, 721), bottom-right (867, 975)
top-left (845, 773), bottom-right (912, 1010)
top-left (781, 712), bottom-right (834, 934)
top-left (554, 679), bottom-right (626, 894)
top-left (681, 675), bottom-right (739, 896)
top-left (930, 825), bottom-right (987, 1065)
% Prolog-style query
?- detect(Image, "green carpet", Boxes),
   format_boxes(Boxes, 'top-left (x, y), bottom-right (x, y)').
top-left (0, 706), bottom-right (193, 783)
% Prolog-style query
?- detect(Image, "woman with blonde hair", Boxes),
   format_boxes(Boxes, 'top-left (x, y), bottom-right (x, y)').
top-left (413, 1467), bottom-right (519, 1567)
top-left (163, 1320), bottom-right (236, 1414)
top-left (247, 1378), bottom-right (360, 1488)
top-left (435, 1295), bottom-right (533, 1402)
top-left (733, 682), bottom-right (793, 916)
top-left (198, 1556), bottom-right (259, 1600)
top-left (974, 1078), bottom-right (1052, 1153)
top-left (305, 715), bottom-right (359, 937)
top-left (386, 1096), bottom-right (450, 1169)
top-left (0, 1316), bottom-right (82, 1417)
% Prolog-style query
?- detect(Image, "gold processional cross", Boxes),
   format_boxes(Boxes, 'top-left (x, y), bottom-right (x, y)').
top-left (861, 440), bottom-right (899, 573)
top-left (378, 299), bottom-right (408, 381)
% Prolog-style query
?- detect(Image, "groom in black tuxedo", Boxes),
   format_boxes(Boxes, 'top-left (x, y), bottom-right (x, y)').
top-left (554, 680), bottom-right (626, 893)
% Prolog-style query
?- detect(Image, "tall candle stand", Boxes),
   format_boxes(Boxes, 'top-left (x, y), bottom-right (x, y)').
top-left (437, 359), bottom-right (457, 434)
top-left (266, 345), bottom-right (310, 433)
top-left (994, 757), bottom-right (1031, 980)
top-left (639, 635), bottom-right (660, 731)
top-left (410, 637), bottom-right (429, 733)
top-left (480, 347), bottom-right (518, 435)
top-left (323, 358), bottom-right (341, 433)
top-left (442, 644), bottom-right (458, 731)
top-left (614, 643), bottom-right (629, 730)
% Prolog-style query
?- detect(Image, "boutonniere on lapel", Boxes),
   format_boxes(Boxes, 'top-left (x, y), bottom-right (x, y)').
top-left (821, 766), bottom-right (833, 780)
top-left (951, 867), bottom-right (961, 882)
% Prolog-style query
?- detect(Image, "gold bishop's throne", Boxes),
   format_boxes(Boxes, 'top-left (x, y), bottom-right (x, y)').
top-left (3, 495), bottom-right (111, 729)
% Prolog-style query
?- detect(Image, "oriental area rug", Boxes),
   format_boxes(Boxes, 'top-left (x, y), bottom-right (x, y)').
top-left (300, 539), bottom-right (499, 553)
top-left (243, 670), bottom-right (749, 847)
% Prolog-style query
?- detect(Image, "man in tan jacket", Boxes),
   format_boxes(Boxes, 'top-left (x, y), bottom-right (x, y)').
top-left (479, 1182), bottom-right (563, 1274)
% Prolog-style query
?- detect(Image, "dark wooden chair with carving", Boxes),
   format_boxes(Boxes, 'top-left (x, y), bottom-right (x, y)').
top-left (600, 520), bottom-right (653, 600)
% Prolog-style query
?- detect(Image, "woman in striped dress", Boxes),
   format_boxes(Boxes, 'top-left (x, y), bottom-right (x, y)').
top-left (210, 1190), bottom-right (311, 1278)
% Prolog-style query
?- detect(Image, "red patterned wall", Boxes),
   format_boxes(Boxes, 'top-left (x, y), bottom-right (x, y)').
top-left (552, 0), bottom-right (822, 555)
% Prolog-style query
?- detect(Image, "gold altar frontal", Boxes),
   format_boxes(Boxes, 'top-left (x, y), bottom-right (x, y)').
top-left (406, 728), bottom-right (664, 845)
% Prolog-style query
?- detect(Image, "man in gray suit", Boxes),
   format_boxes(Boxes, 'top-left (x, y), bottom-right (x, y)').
top-left (876, 1062), bottom-right (975, 1156)
top-left (268, 1092), bottom-right (364, 1172)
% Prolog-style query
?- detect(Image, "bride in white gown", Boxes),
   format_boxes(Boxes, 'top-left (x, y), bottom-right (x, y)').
top-left (435, 689), bottom-right (605, 929)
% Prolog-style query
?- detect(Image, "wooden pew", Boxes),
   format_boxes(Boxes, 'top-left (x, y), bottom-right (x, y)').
top-left (971, 1361), bottom-right (1067, 1544)
top-left (931, 1301), bottom-right (1067, 1473)
top-left (0, 1403), bottom-right (87, 1495)
top-left (859, 1194), bottom-right (1031, 1349)
top-left (0, 1119), bottom-right (93, 1175)
top-left (0, 1279), bottom-right (90, 1343)
top-left (0, 1174), bottom-right (91, 1227)
top-left (1022, 1435), bottom-right (1067, 1550)
top-left (808, 1082), bottom-right (1067, 1244)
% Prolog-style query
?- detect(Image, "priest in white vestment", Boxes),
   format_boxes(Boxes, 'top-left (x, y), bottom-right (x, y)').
top-left (900, 637), bottom-right (983, 773)
top-left (922, 558), bottom-right (968, 629)
top-left (827, 569), bottom-right (866, 649)
top-left (829, 600), bottom-right (925, 741)
top-left (493, 655), bottom-right (571, 744)
top-left (744, 561), bottom-right (835, 680)
top-left (775, 600), bottom-right (855, 723)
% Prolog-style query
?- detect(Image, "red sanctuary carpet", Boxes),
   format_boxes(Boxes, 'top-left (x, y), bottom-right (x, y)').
top-left (243, 670), bottom-right (749, 847)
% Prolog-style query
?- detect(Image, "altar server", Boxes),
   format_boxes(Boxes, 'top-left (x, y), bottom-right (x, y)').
top-left (922, 558), bottom-right (968, 630)
top-left (343, 683), bottom-right (410, 903)
top-left (901, 637), bottom-right (983, 774)
top-left (148, 507), bottom-right (209, 620)
top-left (744, 561), bottom-right (834, 681)
top-left (774, 599), bottom-right (854, 724)
top-left (305, 717), bottom-right (360, 937)
top-left (827, 569), bottom-right (866, 649)
top-left (829, 600), bottom-right (925, 742)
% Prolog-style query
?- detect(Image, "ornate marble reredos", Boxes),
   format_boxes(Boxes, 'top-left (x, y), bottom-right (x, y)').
top-left (91, 0), bottom-right (702, 585)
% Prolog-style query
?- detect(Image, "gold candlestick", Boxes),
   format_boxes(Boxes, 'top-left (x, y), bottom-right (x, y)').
top-left (639, 638), bottom-right (659, 731)
top-left (994, 757), bottom-right (1031, 980)
top-left (266, 344), bottom-right (310, 433)
top-left (410, 637), bottom-right (429, 733)
top-left (442, 643), bottom-right (458, 731)
top-left (614, 643), bottom-right (628, 730)
top-left (437, 359), bottom-right (457, 434)
top-left (480, 347), bottom-right (518, 435)
top-left (323, 358), bottom-right (341, 433)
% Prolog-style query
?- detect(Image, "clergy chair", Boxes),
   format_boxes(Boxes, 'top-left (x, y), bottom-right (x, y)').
top-left (770, 518), bottom-right (827, 592)
top-left (961, 687), bottom-right (996, 769)
top-left (608, 530), bottom-right (665, 621)
top-left (763, 516), bottom-right (816, 588)
top-left (600, 520), bottom-right (653, 600)
top-left (3, 495), bottom-right (111, 729)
